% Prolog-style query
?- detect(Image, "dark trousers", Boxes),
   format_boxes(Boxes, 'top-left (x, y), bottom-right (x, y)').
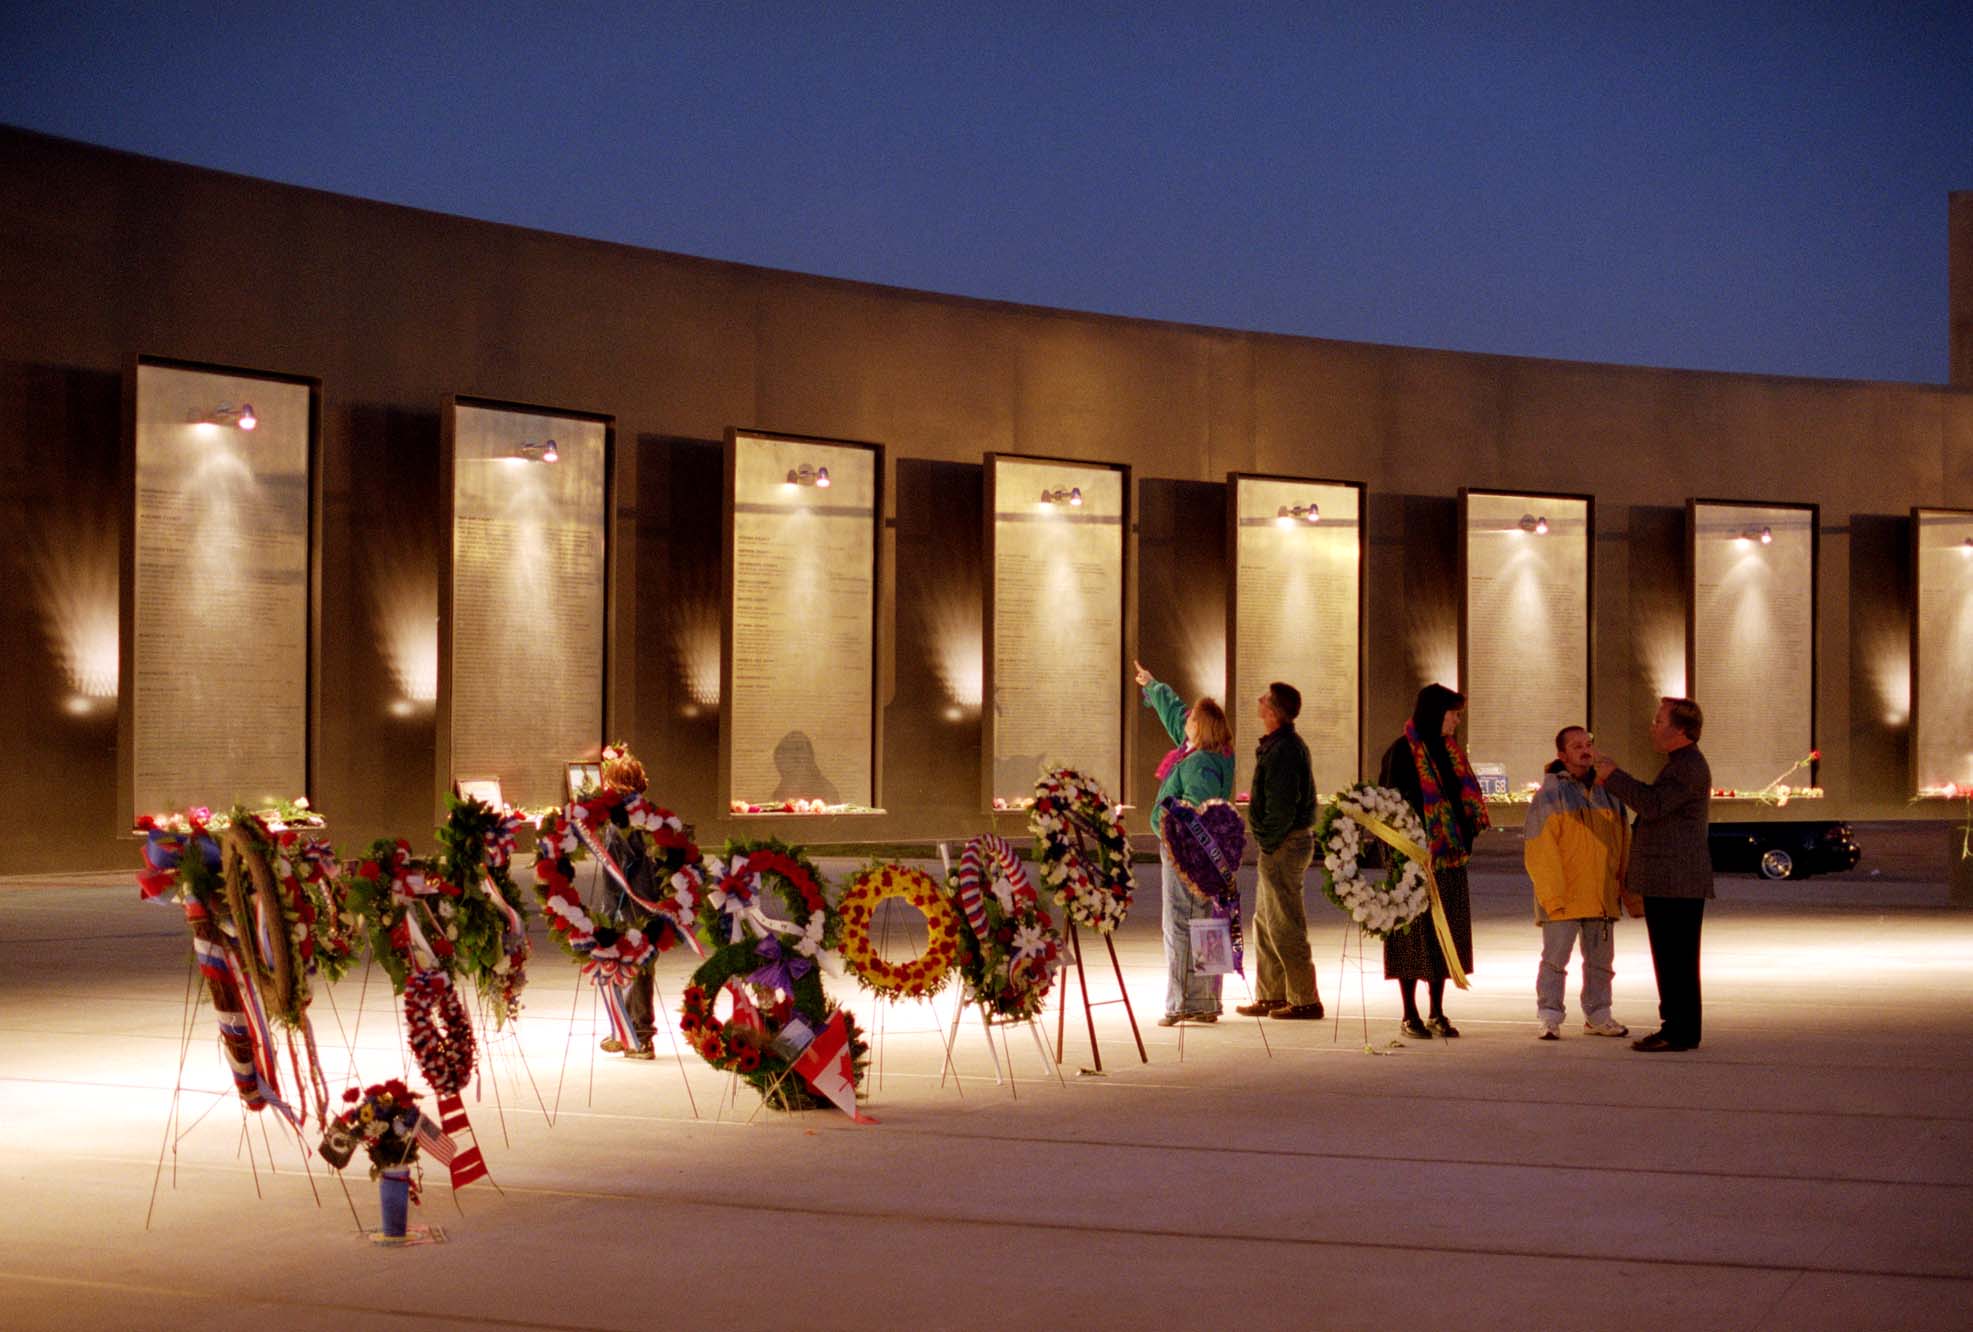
top-left (1642, 896), bottom-right (1705, 1046)
top-left (621, 971), bottom-right (655, 1048)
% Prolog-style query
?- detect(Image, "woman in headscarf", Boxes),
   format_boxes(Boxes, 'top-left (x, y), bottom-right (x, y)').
top-left (1380, 683), bottom-right (1490, 1039)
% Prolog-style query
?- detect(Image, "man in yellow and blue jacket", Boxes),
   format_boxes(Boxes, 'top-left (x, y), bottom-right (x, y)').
top-left (1523, 726), bottom-right (1633, 1040)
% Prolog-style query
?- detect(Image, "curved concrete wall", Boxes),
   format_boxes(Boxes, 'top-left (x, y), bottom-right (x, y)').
top-left (2, 127), bottom-right (1969, 872)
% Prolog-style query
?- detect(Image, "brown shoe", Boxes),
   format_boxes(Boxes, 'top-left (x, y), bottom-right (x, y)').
top-left (599, 1037), bottom-right (625, 1053)
top-left (1270, 1002), bottom-right (1324, 1020)
top-left (1235, 999), bottom-right (1286, 1017)
top-left (623, 1047), bottom-right (656, 1061)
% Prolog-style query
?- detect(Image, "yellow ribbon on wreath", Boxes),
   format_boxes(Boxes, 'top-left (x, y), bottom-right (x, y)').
top-left (1349, 809), bottom-right (1469, 990)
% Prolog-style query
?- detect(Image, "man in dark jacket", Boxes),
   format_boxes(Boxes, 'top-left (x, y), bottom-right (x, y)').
top-left (1594, 697), bottom-right (1712, 1053)
top-left (1237, 681), bottom-right (1323, 1019)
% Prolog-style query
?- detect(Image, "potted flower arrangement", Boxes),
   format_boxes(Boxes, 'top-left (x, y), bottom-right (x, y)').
top-left (319, 1079), bottom-right (437, 1240)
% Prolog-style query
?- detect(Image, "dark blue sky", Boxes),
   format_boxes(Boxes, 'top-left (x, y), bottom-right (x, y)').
top-left (5, 3), bottom-right (1970, 383)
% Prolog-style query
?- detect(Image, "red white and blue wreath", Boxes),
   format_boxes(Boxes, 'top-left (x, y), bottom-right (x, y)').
top-left (533, 788), bottom-right (706, 968)
top-left (946, 834), bottom-right (1064, 1020)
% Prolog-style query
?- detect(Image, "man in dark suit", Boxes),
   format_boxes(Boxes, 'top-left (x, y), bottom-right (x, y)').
top-left (1593, 697), bottom-right (1712, 1053)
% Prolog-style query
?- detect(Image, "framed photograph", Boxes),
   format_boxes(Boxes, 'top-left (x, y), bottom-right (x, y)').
top-left (565, 761), bottom-right (602, 800)
top-left (454, 777), bottom-right (504, 808)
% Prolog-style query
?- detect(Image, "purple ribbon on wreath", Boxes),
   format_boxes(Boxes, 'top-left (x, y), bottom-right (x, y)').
top-left (1160, 797), bottom-right (1247, 969)
top-left (746, 935), bottom-right (813, 994)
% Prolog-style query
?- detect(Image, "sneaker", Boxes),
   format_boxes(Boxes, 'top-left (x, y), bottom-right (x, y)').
top-left (599, 1037), bottom-right (625, 1053)
top-left (1537, 1023), bottom-right (1560, 1041)
top-left (1583, 1019), bottom-right (1630, 1038)
top-left (1271, 1002), bottom-right (1324, 1020)
top-left (1185, 1011), bottom-right (1220, 1024)
top-left (1399, 1017), bottom-right (1432, 1040)
top-left (1235, 999), bottom-right (1286, 1017)
top-left (1426, 1015), bottom-right (1460, 1038)
top-left (623, 1047), bottom-right (656, 1061)
top-left (1157, 1013), bottom-right (1184, 1028)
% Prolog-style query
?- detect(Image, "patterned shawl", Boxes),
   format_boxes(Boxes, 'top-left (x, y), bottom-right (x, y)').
top-left (1404, 719), bottom-right (1492, 868)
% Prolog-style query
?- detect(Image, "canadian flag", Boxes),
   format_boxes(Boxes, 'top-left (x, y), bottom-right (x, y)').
top-left (791, 1012), bottom-right (877, 1124)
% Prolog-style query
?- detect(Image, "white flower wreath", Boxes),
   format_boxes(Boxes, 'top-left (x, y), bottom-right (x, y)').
top-left (1314, 782), bottom-right (1432, 939)
top-left (1029, 768), bottom-right (1134, 934)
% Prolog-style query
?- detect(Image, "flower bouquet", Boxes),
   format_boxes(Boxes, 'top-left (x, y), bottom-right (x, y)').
top-left (319, 1079), bottom-right (442, 1239)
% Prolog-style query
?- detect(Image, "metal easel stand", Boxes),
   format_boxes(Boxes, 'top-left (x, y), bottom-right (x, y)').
top-left (942, 988), bottom-right (1064, 1098)
top-left (1176, 962), bottom-right (1272, 1061)
top-left (1333, 922), bottom-right (1376, 1049)
top-left (1053, 918), bottom-right (1148, 1072)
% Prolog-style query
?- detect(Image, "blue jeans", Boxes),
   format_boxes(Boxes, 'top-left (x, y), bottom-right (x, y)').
top-left (1162, 843), bottom-right (1223, 1016)
top-left (1536, 918), bottom-right (1615, 1026)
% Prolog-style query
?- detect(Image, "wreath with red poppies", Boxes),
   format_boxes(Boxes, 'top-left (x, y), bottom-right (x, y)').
top-left (677, 840), bottom-right (863, 1109)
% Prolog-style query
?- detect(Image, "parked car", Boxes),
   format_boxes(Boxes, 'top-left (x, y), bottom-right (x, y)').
top-left (1707, 820), bottom-right (1861, 880)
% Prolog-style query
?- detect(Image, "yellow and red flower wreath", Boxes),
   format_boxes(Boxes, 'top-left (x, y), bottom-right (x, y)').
top-left (837, 863), bottom-right (961, 999)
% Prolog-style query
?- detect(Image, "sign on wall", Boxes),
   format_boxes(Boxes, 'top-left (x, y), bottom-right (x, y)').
top-left (985, 456), bottom-right (1127, 806)
top-left (1460, 490), bottom-right (1592, 797)
top-left (1913, 507), bottom-right (1973, 797)
top-left (723, 430), bottom-right (880, 811)
top-left (1689, 500), bottom-right (1817, 796)
top-left (125, 357), bottom-right (314, 823)
top-left (1228, 474), bottom-right (1363, 797)
top-left (443, 397), bottom-right (609, 813)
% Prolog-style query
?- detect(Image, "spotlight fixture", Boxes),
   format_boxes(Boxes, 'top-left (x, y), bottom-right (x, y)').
top-left (1275, 503), bottom-right (1321, 526)
top-left (784, 463), bottom-right (831, 488)
top-left (188, 402), bottom-right (258, 432)
top-left (1039, 486), bottom-right (1083, 507)
top-left (1518, 513), bottom-right (1548, 535)
top-left (1739, 525), bottom-right (1773, 545)
top-left (515, 438), bottom-right (560, 464)
top-left (1961, 537), bottom-right (1973, 555)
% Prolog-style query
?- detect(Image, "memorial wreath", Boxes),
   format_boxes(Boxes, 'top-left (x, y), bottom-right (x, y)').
top-left (1030, 767), bottom-right (1135, 933)
top-left (435, 794), bottom-right (533, 1023)
top-left (1314, 783), bottom-right (1432, 939)
top-left (677, 840), bottom-right (866, 1109)
top-left (946, 834), bottom-right (1063, 1020)
top-left (532, 787), bottom-right (705, 971)
top-left (837, 862), bottom-right (961, 999)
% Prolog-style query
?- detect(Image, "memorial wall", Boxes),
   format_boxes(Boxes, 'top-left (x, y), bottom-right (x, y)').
top-left (125, 359), bottom-right (312, 822)
top-left (987, 458), bottom-right (1126, 804)
top-left (1913, 508), bottom-right (1973, 796)
top-left (1690, 501), bottom-right (1817, 796)
top-left (1, 128), bottom-right (1970, 871)
top-left (725, 431), bottom-right (879, 810)
top-left (1229, 475), bottom-right (1362, 796)
top-left (444, 399), bottom-right (608, 813)
top-left (1461, 491), bottom-right (1591, 796)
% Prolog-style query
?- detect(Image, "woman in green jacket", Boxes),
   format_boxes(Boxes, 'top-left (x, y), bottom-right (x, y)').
top-left (1135, 660), bottom-right (1236, 1024)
